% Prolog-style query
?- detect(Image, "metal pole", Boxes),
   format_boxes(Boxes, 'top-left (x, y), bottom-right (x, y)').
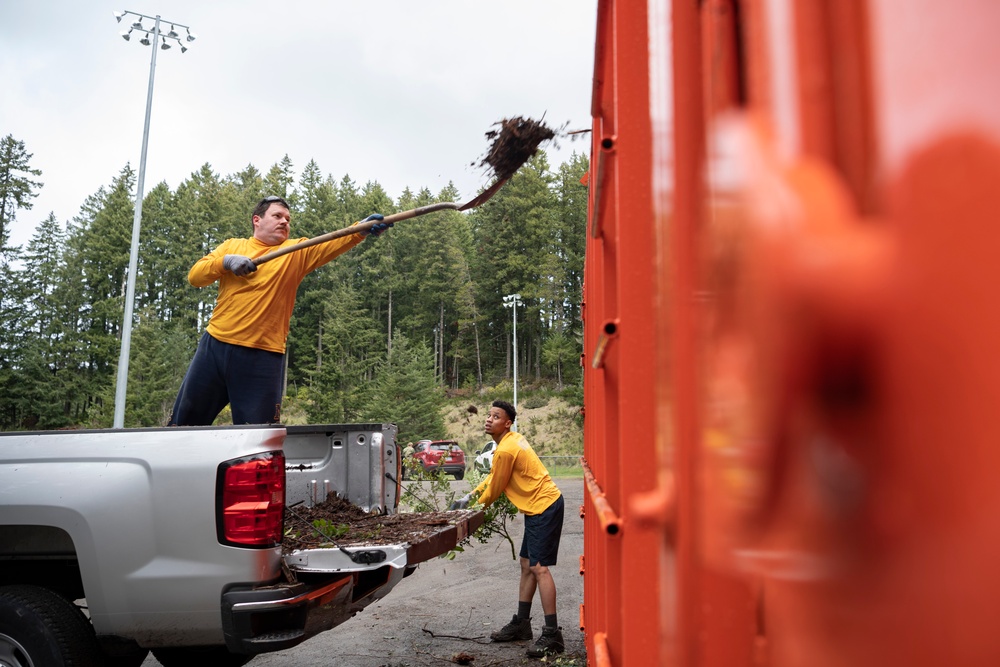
top-left (113, 15), bottom-right (160, 428)
top-left (503, 292), bottom-right (522, 430)
top-left (512, 297), bottom-right (518, 429)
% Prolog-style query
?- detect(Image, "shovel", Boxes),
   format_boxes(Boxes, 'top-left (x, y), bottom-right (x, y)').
top-left (252, 177), bottom-right (508, 268)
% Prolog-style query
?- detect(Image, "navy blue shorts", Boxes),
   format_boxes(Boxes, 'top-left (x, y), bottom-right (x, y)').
top-left (169, 332), bottom-right (285, 426)
top-left (520, 494), bottom-right (564, 567)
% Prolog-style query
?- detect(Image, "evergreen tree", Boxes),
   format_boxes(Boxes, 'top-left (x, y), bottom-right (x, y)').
top-left (11, 213), bottom-right (73, 428)
top-left (264, 155), bottom-right (297, 207)
top-left (542, 330), bottom-right (576, 390)
top-left (305, 281), bottom-right (383, 423)
top-left (352, 180), bottom-right (398, 346)
top-left (88, 310), bottom-right (189, 427)
top-left (0, 134), bottom-right (43, 251)
top-left (554, 152), bottom-right (589, 334)
top-left (470, 152), bottom-right (557, 382)
top-left (0, 247), bottom-right (27, 428)
top-left (360, 330), bottom-right (445, 442)
top-left (295, 159), bottom-right (336, 238)
top-left (55, 171), bottom-right (138, 423)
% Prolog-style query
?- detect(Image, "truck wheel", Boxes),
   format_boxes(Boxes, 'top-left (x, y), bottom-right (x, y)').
top-left (98, 644), bottom-right (149, 667)
top-left (0, 585), bottom-right (101, 667)
top-left (151, 646), bottom-right (252, 667)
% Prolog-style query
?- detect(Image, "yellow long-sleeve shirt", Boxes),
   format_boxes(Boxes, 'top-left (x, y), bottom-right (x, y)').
top-left (472, 431), bottom-right (561, 516)
top-left (189, 231), bottom-right (364, 354)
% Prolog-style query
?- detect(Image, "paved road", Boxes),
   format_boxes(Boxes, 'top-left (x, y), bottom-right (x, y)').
top-left (143, 477), bottom-right (585, 666)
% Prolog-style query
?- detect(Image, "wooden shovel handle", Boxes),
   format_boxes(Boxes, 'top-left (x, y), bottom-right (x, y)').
top-left (253, 177), bottom-right (508, 267)
top-left (252, 202), bottom-right (459, 266)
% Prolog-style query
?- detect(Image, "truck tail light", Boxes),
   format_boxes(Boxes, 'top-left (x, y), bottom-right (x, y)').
top-left (217, 452), bottom-right (285, 547)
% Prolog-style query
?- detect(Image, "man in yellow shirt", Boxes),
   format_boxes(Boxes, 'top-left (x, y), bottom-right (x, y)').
top-left (168, 195), bottom-right (390, 426)
top-left (452, 400), bottom-right (566, 657)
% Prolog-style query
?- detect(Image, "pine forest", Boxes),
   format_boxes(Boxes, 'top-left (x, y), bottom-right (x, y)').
top-left (0, 134), bottom-right (589, 442)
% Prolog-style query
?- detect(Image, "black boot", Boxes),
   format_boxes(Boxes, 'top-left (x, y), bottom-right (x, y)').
top-left (490, 614), bottom-right (533, 642)
top-left (526, 626), bottom-right (565, 657)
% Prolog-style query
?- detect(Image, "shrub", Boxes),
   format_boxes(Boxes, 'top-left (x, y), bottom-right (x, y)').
top-left (523, 394), bottom-right (549, 410)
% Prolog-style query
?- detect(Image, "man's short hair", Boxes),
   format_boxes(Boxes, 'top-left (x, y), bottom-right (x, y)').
top-left (252, 195), bottom-right (290, 221)
top-left (492, 399), bottom-right (516, 423)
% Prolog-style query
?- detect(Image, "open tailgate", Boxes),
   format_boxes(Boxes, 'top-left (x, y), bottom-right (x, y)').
top-left (283, 509), bottom-right (485, 573)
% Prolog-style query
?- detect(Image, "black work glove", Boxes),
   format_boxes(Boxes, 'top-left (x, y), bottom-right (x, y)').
top-left (359, 213), bottom-right (393, 237)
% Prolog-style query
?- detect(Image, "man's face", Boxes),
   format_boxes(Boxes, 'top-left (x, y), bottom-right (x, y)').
top-left (253, 203), bottom-right (291, 245)
top-left (484, 406), bottom-right (511, 437)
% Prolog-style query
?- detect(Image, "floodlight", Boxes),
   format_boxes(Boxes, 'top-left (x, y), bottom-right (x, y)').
top-left (109, 8), bottom-right (196, 428)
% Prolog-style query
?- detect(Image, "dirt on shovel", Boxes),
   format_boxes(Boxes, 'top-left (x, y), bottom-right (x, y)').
top-left (475, 116), bottom-right (557, 182)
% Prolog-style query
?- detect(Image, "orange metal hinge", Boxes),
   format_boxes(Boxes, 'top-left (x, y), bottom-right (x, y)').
top-left (629, 473), bottom-right (677, 543)
top-left (591, 319), bottom-right (620, 369)
top-left (581, 457), bottom-right (622, 535)
top-left (593, 631), bottom-right (612, 667)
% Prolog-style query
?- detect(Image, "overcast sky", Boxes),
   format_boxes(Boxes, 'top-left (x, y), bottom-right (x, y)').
top-left (1, 1), bottom-right (598, 249)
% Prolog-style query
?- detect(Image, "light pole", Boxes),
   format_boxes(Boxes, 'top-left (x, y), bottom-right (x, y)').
top-left (502, 293), bottom-right (523, 430)
top-left (111, 10), bottom-right (196, 428)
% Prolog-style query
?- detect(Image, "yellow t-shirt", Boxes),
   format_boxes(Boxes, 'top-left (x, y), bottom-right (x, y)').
top-left (189, 231), bottom-right (364, 353)
top-left (472, 431), bottom-right (561, 516)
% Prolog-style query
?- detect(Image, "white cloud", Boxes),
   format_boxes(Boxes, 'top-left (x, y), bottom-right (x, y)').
top-left (1, 0), bottom-right (597, 247)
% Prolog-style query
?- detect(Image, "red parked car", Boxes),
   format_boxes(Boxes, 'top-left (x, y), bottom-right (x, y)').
top-left (411, 440), bottom-right (466, 480)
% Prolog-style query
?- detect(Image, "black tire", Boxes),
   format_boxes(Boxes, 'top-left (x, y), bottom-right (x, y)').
top-left (0, 584), bottom-right (101, 667)
top-left (98, 644), bottom-right (149, 667)
top-left (152, 646), bottom-right (253, 667)
top-left (454, 470), bottom-right (465, 481)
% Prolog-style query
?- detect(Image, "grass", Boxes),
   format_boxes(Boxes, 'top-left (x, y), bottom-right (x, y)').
top-left (547, 464), bottom-right (584, 478)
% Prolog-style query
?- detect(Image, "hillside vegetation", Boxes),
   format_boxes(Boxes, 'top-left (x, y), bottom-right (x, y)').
top-left (282, 388), bottom-right (583, 459)
top-left (440, 394), bottom-right (583, 457)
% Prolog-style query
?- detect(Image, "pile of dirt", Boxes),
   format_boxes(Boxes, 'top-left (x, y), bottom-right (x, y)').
top-left (282, 493), bottom-right (465, 553)
top-left (476, 116), bottom-right (557, 182)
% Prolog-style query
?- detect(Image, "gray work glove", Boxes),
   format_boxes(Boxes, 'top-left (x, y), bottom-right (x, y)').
top-left (448, 494), bottom-right (472, 511)
top-left (223, 254), bottom-right (257, 277)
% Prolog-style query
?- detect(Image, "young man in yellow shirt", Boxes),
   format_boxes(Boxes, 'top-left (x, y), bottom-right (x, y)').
top-left (168, 195), bottom-right (390, 426)
top-left (452, 399), bottom-right (566, 657)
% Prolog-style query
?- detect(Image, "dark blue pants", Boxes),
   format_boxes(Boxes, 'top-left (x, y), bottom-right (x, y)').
top-left (520, 494), bottom-right (564, 566)
top-left (169, 332), bottom-right (285, 426)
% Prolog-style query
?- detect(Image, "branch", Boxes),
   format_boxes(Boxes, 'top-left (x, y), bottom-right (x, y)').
top-left (421, 625), bottom-right (491, 644)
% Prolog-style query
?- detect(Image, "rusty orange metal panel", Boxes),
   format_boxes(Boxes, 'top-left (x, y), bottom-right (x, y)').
top-left (583, 0), bottom-right (661, 665)
top-left (702, 0), bottom-right (743, 117)
top-left (591, 0), bottom-right (1000, 665)
top-left (698, 1), bottom-right (1000, 667)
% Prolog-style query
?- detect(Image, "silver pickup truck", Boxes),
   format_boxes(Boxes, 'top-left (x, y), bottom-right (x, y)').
top-left (0, 423), bottom-right (481, 667)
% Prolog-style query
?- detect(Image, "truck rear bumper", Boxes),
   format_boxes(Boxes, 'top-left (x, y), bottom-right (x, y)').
top-left (221, 575), bottom-right (358, 655)
top-left (221, 509), bottom-right (485, 655)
